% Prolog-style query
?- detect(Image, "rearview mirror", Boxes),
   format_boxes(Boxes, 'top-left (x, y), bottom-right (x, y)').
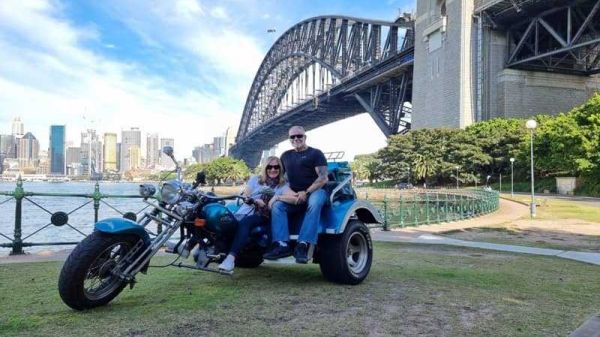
top-left (162, 146), bottom-right (174, 157)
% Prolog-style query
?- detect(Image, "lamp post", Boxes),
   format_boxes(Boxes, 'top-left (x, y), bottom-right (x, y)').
top-left (455, 166), bottom-right (459, 189)
top-left (510, 157), bottom-right (515, 197)
top-left (499, 173), bottom-right (502, 192)
top-left (486, 175), bottom-right (491, 187)
top-left (526, 119), bottom-right (537, 218)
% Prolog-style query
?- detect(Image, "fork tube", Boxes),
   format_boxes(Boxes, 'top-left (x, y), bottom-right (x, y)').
top-left (121, 221), bottom-right (181, 277)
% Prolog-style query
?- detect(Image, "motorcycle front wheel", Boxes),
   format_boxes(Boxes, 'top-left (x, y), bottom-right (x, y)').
top-left (58, 232), bottom-right (139, 310)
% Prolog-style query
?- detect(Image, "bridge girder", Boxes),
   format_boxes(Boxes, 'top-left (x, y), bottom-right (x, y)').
top-left (232, 15), bottom-right (415, 166)
top-left (479, 0), bottom-right (600, 75)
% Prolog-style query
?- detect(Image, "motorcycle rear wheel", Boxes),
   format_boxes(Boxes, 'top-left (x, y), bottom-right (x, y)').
top-left (58, 232), bottom-right (139, 310)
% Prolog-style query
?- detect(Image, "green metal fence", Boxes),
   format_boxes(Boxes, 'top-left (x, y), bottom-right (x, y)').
top-left (358, 188), bottom-right (500, 230)
top-left (0, 178), bottom-right (500, 255)
top-left (0, 177), bottom-right (155, 255)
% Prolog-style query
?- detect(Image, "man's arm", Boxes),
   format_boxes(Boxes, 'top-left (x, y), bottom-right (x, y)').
top-left (268, 186), bottom-right (299, 208)
top-left (297, 165), bottom-right (328, 202)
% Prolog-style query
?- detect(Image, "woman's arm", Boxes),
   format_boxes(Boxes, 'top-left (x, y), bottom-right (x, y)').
top-left (268, 185), bottom-right (299, 208)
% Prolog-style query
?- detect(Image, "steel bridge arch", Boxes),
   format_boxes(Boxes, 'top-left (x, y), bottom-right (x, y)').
top-left (237, 15), bottom-right (413, 142)
top-left (252, 54), bottom-right (343, 124)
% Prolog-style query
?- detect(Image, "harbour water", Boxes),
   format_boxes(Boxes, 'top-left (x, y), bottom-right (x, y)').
top-left (0, 181), bottom-right (154, 256)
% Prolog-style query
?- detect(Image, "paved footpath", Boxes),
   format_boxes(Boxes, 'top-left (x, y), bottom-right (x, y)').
top-left (372, 198), bottom-right (600, 266)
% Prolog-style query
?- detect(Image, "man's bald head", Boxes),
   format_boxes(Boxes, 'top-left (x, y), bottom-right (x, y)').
top-left (288, 126), bottom-right (305, 135)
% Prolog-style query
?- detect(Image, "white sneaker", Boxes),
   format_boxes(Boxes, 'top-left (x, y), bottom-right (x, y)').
top-left (218, 254), bottom-right (235, 272)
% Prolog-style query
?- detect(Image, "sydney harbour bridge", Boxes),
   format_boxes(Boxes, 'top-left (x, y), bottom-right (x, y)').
top-left (231, 0), bottom-right (600, 167)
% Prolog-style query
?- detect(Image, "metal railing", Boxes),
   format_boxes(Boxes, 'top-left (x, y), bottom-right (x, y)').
top-left (0, 177), bottom-right (156, 255)
top-left (357, 188), bottom-right (500, 230)
top-left (0, 179), bottom-right (499, 255)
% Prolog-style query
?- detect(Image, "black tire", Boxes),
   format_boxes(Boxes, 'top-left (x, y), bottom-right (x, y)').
top-left (235, 247), bottom-right (264, 268)
top-left (318, 220), bottom-right (373, 285)
top-left (58, 232), bottom-right (139, 310)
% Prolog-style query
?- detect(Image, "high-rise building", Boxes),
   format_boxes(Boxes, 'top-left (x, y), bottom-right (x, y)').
top-left (116, 142), bottom-right (121, 171)
top-left (120, 128), bottom-right (141, 172)
top-left (11, 117), bottom-right (24, 138)
top-left (200, 143), bottom-right (214, 163)
top-left (0, 135), bottom-right (16, 174)
top-left (224, 126), bottom-right (237, 156)
top-left (65, 147), bottom-right (81, 176)
top-left (80, 129), bottom-right (103, 176)
top-left (49, 125), bottom-right (65, 175)
top-left (146, 133), bottom-right (159, 169)
top-left (37, 150), bottom-right (49, 174)
top-left (128, 145), bottom-right (141, 170)
top-left (103, 133), bottom-right (117, 172)
top-left (17, 132), bottom-right (39, 169)
top-left (159, 138), bottom-right (175, 169)
top-left (213, 136), bottom-right (226, 157)
top-left (192, 146), bottom-right (202, 163)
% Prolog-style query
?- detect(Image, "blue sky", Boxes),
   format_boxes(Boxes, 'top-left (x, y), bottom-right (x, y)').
top-left (0, 0), bottom-right (415, 160)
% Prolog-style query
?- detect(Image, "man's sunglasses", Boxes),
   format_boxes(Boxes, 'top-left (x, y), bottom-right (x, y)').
top-left (289, 134), bottom-right (305, 140)
top-left (266, 165), bottom-right (280, 170)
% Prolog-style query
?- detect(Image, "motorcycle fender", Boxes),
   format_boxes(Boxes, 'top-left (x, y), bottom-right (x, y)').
top-left (323, 200), bottom-right (383, 235)
top-left (95, 218), bottom-right (151, 244)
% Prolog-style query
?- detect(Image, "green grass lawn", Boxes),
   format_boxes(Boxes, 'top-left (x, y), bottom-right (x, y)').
top-left (1, 242), bottom-right (599, 337)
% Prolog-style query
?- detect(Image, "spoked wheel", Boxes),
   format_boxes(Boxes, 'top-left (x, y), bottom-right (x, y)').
top-left (59, 232), bottom-right (140, 310)
top-left (319, 220), bottom-right (373, 285)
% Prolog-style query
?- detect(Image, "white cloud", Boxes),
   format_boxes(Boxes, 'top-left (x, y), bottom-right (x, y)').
top-left (0, 0), bottom-right (238, 159)
top-left (210, 6), bottom-right (228, 19)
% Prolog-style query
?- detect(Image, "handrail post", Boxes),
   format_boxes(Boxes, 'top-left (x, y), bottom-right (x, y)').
top-left (400, 194), bottom-right (405, 227)
top-left (425, 191), bottom-right (430, 224)
top-left (413, 193), bottom-right (418, 226)
top-left (436, 192), bottom-right (440, 223)
top-left (11, 177), bottom-right (25, 255)
top-left (93, 181), bottom-right (101, 223)
top-left (382, 195), bottom-right (389, 231)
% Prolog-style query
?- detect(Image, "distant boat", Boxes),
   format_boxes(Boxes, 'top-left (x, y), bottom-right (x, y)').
top-left (48, 177), bottom-right (70, 183)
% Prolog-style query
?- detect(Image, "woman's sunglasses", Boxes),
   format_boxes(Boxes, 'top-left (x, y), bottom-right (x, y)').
top-left (266, 165), bottom-right (280, 170)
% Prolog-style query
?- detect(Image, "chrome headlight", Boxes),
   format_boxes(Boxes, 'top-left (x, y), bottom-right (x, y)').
top-left (139, 184), bottom-right (156, 198)
top-left (161, 180), bottom-right (182, 204)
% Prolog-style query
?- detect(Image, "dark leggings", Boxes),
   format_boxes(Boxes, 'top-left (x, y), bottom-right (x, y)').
top-left (229, 214), bottom-right (268, 256)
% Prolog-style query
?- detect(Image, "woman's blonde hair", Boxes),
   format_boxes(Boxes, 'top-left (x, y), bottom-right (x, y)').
top-left (259, 156), bottom-right (286, 187)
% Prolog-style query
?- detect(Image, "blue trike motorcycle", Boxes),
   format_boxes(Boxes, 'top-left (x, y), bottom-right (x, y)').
top-left (58, 147), bottom-right (382, 310)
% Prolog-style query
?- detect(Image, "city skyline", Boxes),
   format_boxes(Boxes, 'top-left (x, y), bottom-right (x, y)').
top-left (0, 117), bottom-right (234, 177)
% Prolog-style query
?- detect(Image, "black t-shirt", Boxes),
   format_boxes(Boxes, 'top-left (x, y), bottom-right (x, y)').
top-left (281, 147), bottom-right (327, 192)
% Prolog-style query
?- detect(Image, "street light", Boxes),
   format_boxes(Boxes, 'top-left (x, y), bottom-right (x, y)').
top-left (510, 157), bottom-right (515, 197)
top-left (499, 173), bottom-right (502, 192)
top-left (455, 166), bottom-right (459, 189)
top-left (526, 119), bottom-right (537, 218)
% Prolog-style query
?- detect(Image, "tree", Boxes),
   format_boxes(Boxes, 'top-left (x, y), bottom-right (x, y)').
top-left (230, 159), bottom-right (251, 185)
top-left (466, 118), bottom-right (526, 177)
top-left (203, 157), bottom-right (250, 185)
top-left (351, 154), bottom-right (382, 183)
top-left (184, 163), bottom-right (207, 181)
top-left (533, 113), bottom-right (586, 176)
top-left (569, 93), bottom-right (600, 176)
